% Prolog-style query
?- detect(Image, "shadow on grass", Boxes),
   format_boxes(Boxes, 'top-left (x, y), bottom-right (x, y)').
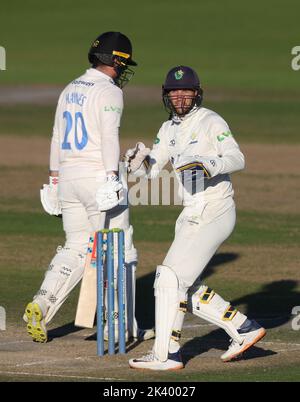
top-left (48, 251), bottom-right (299, 364)
top-left (47, 322), bottom-right (82, 342)
top-left (47, 252), bottom-right (240, 340)
top-left (181, 279), bottom-right (299, 364)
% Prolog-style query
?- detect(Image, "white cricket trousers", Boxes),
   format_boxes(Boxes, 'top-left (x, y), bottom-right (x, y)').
top-left (59, 177), bottom-right (106, 253)
top-left (163, 199), bottom-right (236, 290)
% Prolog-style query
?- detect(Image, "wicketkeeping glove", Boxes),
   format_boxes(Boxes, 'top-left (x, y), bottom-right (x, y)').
top-left (40, 176), bottom-right (62, 216)
top-left (124, 142), bottom-right (151, 174)
top-left (175, 155), bottom-right (223, 178)
top-left (96, 174), bottom-right (125, 211)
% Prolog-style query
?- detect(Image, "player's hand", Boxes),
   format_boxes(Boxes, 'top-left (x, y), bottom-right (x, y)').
top-left (96, 174), bottom-right (124, 211)
top-left (40, 176), bottom-right (62, 216)
top-left (193, 155), bottom-right (223, 177)
top-left (175, 155), bottom-right (222, 178)
top-left (124, 142), bottom-right (151, 173)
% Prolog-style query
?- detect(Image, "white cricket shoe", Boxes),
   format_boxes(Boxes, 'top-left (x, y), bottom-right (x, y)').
top-left (136, 327), bottom-right (155, 341)
top-left (23, 302), bottom-right (47, 343)
top-left (221, 319), bottom-right (266, 362)
top-left (129, 350), bottom-right (184, 371)
top-left (103, 324), bottom-right (120, 342)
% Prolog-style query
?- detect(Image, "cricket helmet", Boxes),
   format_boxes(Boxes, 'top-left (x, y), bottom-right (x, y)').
top-left (162, 66), bottom-right (203, 116)
top-left (88, 31), bottom-right (137, 88)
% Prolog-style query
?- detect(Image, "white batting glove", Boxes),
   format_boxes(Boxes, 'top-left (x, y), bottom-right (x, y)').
top-left (40, 176), bottom-right (62, 216)
top-left (124, 142), bottom-right (151, 174)
top-left (96, 174), bottom-right (124, 211)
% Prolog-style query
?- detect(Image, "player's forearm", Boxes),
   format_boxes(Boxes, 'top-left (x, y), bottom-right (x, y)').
top-left (213, 133), bottom-right (245, 175)
top-left (217, 149), bottom-right (245, 175)
top-left (177, 149), bottom-right (245, 179)
top-left (102, 131), bottom-right (120, 174)
top-left (49, 134), bottom-right (60, 173)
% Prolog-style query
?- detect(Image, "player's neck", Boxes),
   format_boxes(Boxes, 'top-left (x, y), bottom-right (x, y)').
top-left (95, 65), bottom-right (117, 80)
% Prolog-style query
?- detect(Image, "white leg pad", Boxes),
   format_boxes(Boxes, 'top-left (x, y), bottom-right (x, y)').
top-left (153, 265), bottom-right (179, 361)
top-left (125, 262), bottom-right (138, 338)
top-left (35, 246), bottom-right (86, 324)
top-left (124, 225), bottom-right (138, 337)
top-left (191, 285), bottom-right (244, 344)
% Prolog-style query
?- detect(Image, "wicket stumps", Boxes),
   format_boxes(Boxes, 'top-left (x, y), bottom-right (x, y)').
top-left (96, 229), bottom-right (126, 356)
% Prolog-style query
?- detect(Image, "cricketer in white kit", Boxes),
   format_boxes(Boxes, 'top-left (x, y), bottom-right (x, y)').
top-left (23, 32), bottom-right (153, 343)
top-left (126, 66), bottom-right (266, 370)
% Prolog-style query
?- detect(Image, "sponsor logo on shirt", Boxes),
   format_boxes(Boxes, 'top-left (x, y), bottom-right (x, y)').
top-left (217, 130), bottom-right (232, 142)
top-left (104, 106), bottom-right (122, 114)
top-left (72, 80), bottom-right (94, 87)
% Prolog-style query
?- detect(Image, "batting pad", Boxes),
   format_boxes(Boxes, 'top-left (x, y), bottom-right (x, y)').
top-left (153, 265), bottom-right (179, 361)
top-left (41, 247), bottom-right (86, 324)
top-left (191, 285), bottom-right (244, 344)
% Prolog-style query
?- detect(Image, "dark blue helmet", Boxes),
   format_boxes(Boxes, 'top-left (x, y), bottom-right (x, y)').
top-left (162, 66), bottom-right (203, 116)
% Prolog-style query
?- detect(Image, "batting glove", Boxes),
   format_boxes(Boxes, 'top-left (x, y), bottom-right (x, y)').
top-left (40, 176), bottom-right (62, 216)
top-left (96, 174), bottom-right (125, 211)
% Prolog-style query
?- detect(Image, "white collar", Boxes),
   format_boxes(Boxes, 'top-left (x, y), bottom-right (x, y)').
top-left (171, 106), bottom-right (201, 124)
top-left (85, 68), bottom-right (115, 85)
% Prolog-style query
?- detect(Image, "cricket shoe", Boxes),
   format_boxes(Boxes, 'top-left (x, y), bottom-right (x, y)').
top-left (129, 350), bottom-right (184, 371)
top-left (104, 324), bottom-right (127, 342)
top-left (221, 319), bottom-right (266, 362)
top-left (23, 302), bottom-right (47, 343)
top-left (136, 327), bottom-right (155, 341)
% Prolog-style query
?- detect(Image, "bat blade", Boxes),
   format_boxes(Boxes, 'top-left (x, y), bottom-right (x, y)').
top-left (75, 234), bottom-right (97, 328)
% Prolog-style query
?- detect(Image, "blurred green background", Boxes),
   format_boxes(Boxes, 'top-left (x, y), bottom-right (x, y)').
top-left (0, 0), bottom-right (299, 90)
top-left (1, 0), bottom-right (300, 143)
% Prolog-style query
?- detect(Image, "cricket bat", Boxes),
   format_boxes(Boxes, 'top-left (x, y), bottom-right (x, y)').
top-left (75, 233), bottom-right (98, 328)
